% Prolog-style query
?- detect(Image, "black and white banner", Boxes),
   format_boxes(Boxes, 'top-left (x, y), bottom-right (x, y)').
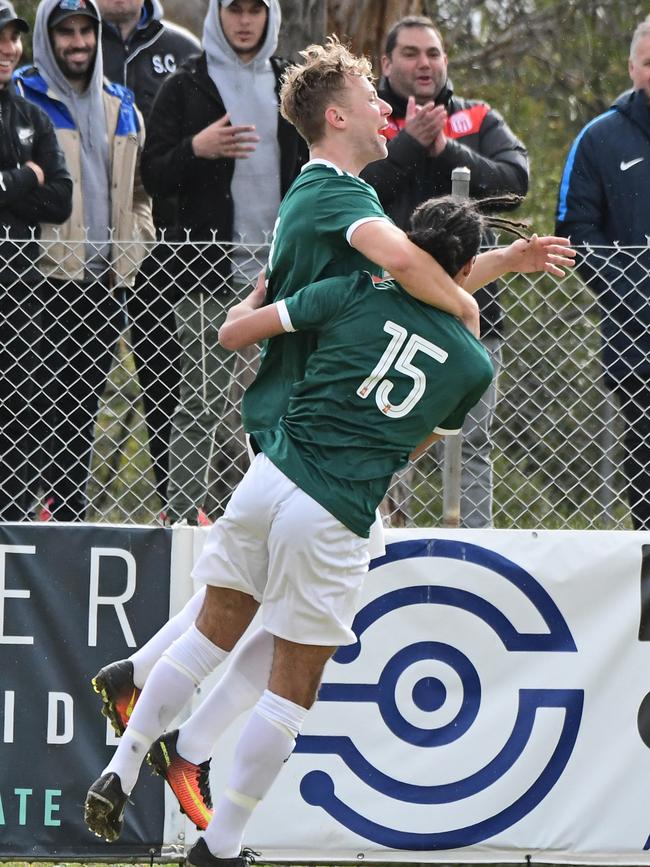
top-left (186, 529), bottom-right (650, 865)
top-left (0, 524), bottom-right (171, 859)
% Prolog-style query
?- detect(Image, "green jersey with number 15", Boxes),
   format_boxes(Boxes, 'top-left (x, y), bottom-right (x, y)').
top-left (253, 273), bottom-right (493, 537)
top-left (242, 159), bottom-right (390, 434)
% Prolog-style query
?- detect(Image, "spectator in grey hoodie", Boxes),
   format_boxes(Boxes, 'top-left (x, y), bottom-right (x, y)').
top-left (140, 0), bottom-right (307, 525)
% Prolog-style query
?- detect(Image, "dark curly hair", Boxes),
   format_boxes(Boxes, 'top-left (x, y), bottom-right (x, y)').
top-left (408, 194), bottom-right (529, 277)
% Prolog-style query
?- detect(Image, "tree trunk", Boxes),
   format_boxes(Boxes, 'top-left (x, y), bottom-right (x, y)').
top-left (277, 0), bottom-right (424, 67)
top-left (160, 0), bottom-right (209, 38)
top-left (328, 0), bottom-right (423, 69)
top-left (276, 0), bottom-right (327, 59)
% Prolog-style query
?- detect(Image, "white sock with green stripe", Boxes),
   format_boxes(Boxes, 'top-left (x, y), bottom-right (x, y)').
top-left (204, 690), bottom-right (308, 857)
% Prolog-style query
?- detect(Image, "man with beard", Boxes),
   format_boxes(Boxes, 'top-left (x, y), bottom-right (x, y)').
top-left (361, 15), bottom-right (529, 529)
top-left (15, 0), bottom-right (153, 521)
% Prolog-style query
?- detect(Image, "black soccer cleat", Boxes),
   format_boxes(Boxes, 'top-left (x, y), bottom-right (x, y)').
top-left (186, 837), bottom-right (258, 867)
top-left (92, 659), bottom-right (141, 737)
top-left (84, 772), bottom-right (128, 843)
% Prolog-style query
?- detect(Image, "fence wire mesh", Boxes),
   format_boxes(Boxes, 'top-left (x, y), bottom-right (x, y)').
top-left (0, 238), bottom-right (647, 530)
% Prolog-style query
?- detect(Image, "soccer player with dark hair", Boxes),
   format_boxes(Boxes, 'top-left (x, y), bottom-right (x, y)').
top-left (85, 39), bottom-right (574, 856)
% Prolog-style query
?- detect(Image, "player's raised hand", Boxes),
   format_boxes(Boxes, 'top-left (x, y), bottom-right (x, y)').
top-left (505, 234), bottom-right (577, 277)
top-left (192, 114), bottom-right (260, 160)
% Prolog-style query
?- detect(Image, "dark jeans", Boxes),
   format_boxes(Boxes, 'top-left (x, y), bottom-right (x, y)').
top-left (33, 278), bottom-right (124, 521)
top-left (124, 262), bottom-right (181, 509)
top-left (612, 374), bottom-right (650, 530)
top-left (0, 285), bottom-right (41, 519)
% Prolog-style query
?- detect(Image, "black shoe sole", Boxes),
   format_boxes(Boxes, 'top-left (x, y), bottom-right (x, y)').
top-left (84, 790), bottom-right (125, 843)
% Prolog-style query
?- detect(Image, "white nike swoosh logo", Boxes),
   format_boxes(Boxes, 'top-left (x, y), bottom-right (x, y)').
top-left (620, 158), bottom-right (644, 171)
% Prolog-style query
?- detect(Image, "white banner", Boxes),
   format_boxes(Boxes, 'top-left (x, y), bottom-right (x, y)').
top-left (164, 528), bottom-right (650, 864)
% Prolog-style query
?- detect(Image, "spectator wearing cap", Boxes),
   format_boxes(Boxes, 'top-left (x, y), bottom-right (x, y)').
top-left (140, 0), bottom-right (307, 525)
top-left (97, 0), bottom-right (200, 517)
top-left (0, 0), bottom-right (72, 519)
top-left (15, 0), bottom-right (154, 521)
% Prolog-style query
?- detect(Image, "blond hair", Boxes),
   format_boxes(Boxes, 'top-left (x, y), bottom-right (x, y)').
top-left (280, 36), bottom-right (373, 145)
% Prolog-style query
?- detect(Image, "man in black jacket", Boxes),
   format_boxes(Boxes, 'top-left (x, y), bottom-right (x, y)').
top-left (141, 0), bottom-right (307, 525)
top-left (0, 0), bottom-right (72, 519)
top-left (556, 17), bottom-right (650, 530)
top-left (98, 0), bottom-right (200, 516)
top-left (361, 15), bottom-right (529, 528)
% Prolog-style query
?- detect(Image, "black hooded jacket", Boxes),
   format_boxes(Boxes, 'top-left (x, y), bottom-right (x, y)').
top-left (101, 0), bottom-right (200, 232)
top-left (101, 0), bottom-right (200, 124)
top-left (361, 80), bottom-right (529, 338)
top-left (0, 82), bottom-right (72, 286)
top-left (556, 89), bottom-right (650, 383)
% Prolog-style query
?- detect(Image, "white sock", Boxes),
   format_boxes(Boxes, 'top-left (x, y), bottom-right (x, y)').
top-left (204, 690), bottom-right (308, 858)
top-left (164, 623), bottom-right (228, 685)
top-left (102, 624), bottom-right (227, 795)
top-left (129, 588), bottom-right (206, 687)
top-left (177, 628), bottom-right (274, 764)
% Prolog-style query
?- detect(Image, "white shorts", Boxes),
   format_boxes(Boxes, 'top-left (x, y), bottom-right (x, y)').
top-left (192, 453), bottom-right (370, 646)
top-left (246, 434), bottom-right (385, 559)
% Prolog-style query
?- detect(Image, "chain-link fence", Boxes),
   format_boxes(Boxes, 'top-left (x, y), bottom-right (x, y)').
top-left (0, 237), bottom-right (647, 530)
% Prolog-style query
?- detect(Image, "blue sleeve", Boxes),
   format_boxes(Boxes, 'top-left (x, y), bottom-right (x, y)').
top-left (555, 113), bottom-right (627, 296)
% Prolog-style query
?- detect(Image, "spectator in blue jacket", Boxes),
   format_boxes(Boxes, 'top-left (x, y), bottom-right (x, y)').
top-left (556, 16), bottom-right (650, 530)
top-left (16, 0), bottom-right (154, 521)
top-left (0, 0), bottom-right (72, 519)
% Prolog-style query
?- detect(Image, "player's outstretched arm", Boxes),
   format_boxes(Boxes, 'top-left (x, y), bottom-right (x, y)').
top-left (222, 269), bottom-right (268, 326)
top-left (351, 220), bottom-right (480, 337)
top-left (465, 235), bottom-right (576, 293)
top-left (219, 302), bottom-right (283, 350)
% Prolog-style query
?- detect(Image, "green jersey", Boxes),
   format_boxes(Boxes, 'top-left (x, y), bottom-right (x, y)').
top-left (242, 160), bottom-right (390, 433)
top-left (253, 273), bottom-right (493, 537)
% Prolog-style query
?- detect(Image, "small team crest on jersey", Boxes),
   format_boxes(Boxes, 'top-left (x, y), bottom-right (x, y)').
top-left (449, 111), bottom-right (474, 135)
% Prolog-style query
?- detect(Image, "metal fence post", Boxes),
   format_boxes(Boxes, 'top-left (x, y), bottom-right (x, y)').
top-left (442, 166), bottom-right (471, 528)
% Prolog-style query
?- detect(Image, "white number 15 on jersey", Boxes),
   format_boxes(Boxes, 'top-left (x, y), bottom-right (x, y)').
top-left (357, 321), bottom-right (448, 419)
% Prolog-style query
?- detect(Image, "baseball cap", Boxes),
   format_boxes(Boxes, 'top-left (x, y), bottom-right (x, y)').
top-left (48, 0), bottom-right (99, 28)
top-left (220, 0), bottom-right (270, 7)
top-left (0, 1), bottom-right (29, 33)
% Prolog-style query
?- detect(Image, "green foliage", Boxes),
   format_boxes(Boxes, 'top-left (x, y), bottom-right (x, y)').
top-left (14, 0), bottom-right (35, 63)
